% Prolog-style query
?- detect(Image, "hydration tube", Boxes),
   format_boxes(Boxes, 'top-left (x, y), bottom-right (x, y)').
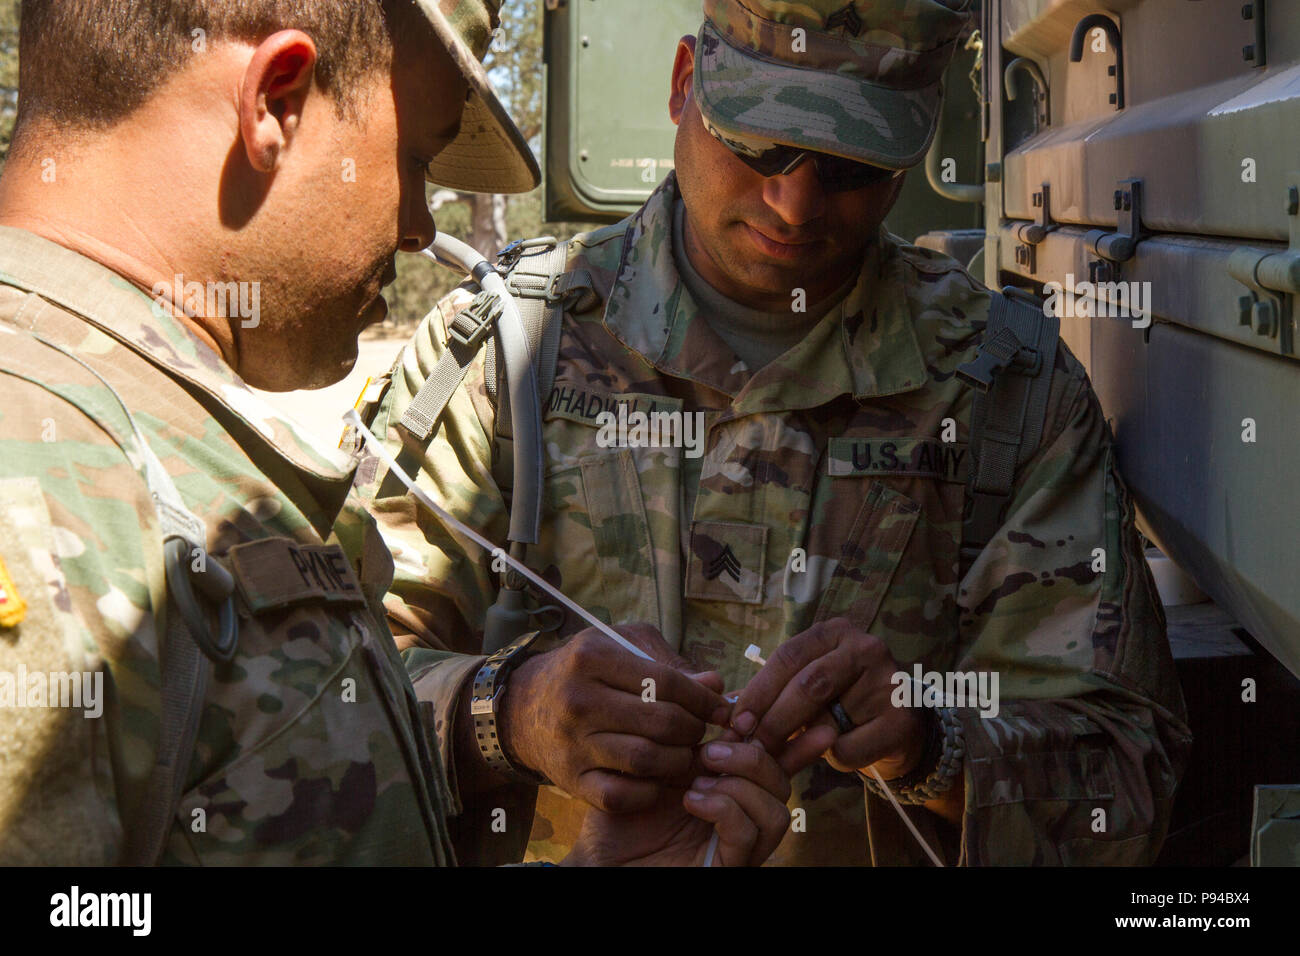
top-left (421, 233), bottom-right (544, 548)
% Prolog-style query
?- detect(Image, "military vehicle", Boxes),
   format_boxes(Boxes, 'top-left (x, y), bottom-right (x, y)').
top-left (538, 0), bottom-right (1300, 865)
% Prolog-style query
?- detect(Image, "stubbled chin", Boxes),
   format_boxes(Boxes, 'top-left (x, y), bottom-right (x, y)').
top-left (361, 295), bottom-right (388, 328)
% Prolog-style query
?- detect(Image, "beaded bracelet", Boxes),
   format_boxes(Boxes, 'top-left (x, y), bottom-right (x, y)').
top-left (865, 706), bottom-right (965, 805)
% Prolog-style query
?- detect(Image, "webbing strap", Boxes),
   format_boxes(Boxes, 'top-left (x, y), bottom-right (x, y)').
top-left (124, 590), bottom-right (210, 865)
top-left (960, 291), bottom-right (1059, 566)
top-left (399, 242), bottom-right (592, 448)
top-left (400, 291), bottom-right (502, 441)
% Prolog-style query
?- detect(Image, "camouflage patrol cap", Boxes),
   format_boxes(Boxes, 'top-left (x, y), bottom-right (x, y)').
top-left (694, 0), bottom-right (974, 170)
top-left (415, 0), bottom-right (540, 193)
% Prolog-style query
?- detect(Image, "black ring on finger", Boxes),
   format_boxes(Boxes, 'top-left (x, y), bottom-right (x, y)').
top-left (829, 699), bottom-right (855, 734)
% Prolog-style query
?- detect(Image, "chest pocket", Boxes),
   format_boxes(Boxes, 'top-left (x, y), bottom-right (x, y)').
top-left (169, 538), bottom-right (451, 865)
top-left (542, 446), bottom-right (662, 631)
top-left (809, 479), bottom-right (921, 630)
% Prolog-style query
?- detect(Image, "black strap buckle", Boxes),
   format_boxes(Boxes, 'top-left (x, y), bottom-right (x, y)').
top-left (496, 235), bottom-right (558, 273)
top-left (956, 328), bottom-right (1040, 392)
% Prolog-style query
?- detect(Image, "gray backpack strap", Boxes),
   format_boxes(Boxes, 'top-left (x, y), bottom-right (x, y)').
top-left (399, 238), bottom-right (593, 448)
top-left (489, 240), bottom-right (593, 440)
top-left (484, 241), bottom-right (595, 493)
top-left (399, 290), bottom-right (503, 440)
top-left (956, 289), bottom-right (1060, 570)
top-left (1, 328), bottom-right (220, 865)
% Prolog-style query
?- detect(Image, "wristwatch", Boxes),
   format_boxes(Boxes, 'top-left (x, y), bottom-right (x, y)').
top-left (470, 629), bottom-right (549, 785)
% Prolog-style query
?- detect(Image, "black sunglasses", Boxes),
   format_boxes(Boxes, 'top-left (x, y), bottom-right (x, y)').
top-left (725, 141), bottom-right (900, 192)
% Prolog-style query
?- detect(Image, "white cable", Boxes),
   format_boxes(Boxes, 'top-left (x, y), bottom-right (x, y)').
top-left (343, 410), bottom-right (652, 663)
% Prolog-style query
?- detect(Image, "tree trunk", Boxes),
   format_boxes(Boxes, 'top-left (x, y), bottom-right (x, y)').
top-left (468, 192), bottom-right (508, 259)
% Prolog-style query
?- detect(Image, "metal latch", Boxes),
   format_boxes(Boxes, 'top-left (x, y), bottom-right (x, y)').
top-left (1082, 178), bottom-right (1146, 284)
top-left (1229, 173), bottom-right (1300, 355)
top-left (1243, 0), bottom-right (1267, 68)
top-left (1014, 182), bottom-right (1056, 275)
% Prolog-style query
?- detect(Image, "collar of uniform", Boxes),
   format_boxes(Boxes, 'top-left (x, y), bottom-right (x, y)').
top-left (601, 175), bottom-right (927, 406)
top-left (0, 226), bottom-right (357, 483)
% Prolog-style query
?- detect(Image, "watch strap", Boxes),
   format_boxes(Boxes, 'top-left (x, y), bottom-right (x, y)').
top-left (470, 630), bottom-right (549, 785)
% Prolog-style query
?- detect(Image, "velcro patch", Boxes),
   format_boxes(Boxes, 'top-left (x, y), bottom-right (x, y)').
top-left (827, 438), bottom-right (969, 482)
top-left (545, 382), bottom-right (682, 428)
top-left (685, 521), bottom-right (767, 605)
top-left (228, 539), bottom-right (367, 615)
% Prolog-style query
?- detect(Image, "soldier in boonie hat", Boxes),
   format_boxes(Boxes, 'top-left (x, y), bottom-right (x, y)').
top-left (693, 0), bottom-right (974, 172)
top-left (414, 0), bottom-right (540, 192)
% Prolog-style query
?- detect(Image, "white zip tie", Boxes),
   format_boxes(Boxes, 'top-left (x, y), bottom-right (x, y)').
top-left (343, 410), bottom-right (652, 663)
top-left (742, 645), bottom-right (945, 868)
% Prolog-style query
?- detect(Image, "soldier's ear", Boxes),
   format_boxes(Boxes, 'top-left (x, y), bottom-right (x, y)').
top-left (240, 30), bottom-right (319, 173)
top-left (668, 35), bottom-right (697, 127)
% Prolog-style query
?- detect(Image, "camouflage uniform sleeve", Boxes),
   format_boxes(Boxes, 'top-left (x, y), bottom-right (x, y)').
top-left (355, 291), bottom-right (535, 864)
top-left (0, 377), bottom-right (154, 864)
top-left (945, 344), bottom-right (1193, 865)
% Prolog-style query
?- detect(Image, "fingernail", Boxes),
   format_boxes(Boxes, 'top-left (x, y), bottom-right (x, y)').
top-left (685, 790), bottom-right (705, 802)
top-left (692, 776), bottom-right (718, 790)
top-left (733, 711), bottom-right (756, 735)
top-left (705, 742), bottom-right (733, 760)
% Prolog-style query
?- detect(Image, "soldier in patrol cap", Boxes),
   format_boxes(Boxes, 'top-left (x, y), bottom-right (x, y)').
top-left (357, 0), bottom-right (1192, 866)
top-left (0, 0), bottom-right (792, 867)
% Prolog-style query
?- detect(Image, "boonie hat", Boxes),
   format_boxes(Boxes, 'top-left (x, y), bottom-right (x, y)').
top-left (415, 0), bottom-right (541, 193)
top-left (693, 0), bottom-right (974, 170)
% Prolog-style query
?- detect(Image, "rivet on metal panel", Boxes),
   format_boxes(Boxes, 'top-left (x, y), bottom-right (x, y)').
top-left (1241, 1), bottom-right (1267, 68)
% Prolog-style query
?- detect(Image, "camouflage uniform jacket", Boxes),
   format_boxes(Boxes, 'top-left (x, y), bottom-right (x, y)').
top-left (0, 226), bottom-right (459, 865)
top-left (357, 173), bottom-right (1192, 865)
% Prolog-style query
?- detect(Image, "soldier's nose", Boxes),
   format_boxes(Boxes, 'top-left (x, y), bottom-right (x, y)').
top-left (761, 159), bottom-right (826, 227)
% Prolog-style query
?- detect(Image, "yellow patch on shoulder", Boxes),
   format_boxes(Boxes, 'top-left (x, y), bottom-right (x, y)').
top-left (0, 553), bottom-right (27, 628)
